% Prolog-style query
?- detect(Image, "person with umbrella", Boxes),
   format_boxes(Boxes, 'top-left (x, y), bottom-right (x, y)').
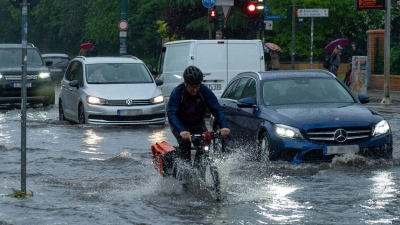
top-left (344, 42), bottom-right (364, 86)
top-left (328, 45), bottom-right (343, 76)
top-left (265, 43), bottom-right (281, 70)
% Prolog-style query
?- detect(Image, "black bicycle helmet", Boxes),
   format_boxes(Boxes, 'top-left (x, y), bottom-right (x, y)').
top-left (183, 65), bottom-right (203, 85)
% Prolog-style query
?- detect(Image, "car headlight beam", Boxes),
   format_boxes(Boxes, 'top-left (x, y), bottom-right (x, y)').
top-left (373, 120), bottom-right (390, 137)
top-left (274, 124), bottom-right (304, 140)
top-left (150, 95), bottom-right (164, 104)
top-left (87, 96), bottom-right (108, 105)
top-left (38, 72), bottom-right (50, 79)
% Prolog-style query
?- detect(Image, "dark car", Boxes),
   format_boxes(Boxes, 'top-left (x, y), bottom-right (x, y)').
top-left (210, 69), bottom-right (392, 163)
top-left (41, 53), bottom-right (70, 84)
top-left (0, 44), bottom-right (55, 106)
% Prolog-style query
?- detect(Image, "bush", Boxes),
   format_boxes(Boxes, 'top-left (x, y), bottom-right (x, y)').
top-left (374, 45), bottom-right (400, 75)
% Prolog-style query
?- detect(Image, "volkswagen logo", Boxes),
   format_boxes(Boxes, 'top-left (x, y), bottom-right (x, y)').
top-left (126, 98), bottom-right (133, 106)
top-left (334, 129), bottom-right (347, 143)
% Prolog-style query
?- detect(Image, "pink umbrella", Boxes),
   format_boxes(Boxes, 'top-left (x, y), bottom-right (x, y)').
top-left (80, 42), bottom-right (94, 49)
top-left (324, 38), bottom-right (349, 53)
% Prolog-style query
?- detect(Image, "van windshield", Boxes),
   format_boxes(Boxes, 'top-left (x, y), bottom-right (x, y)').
top-left (0, 48), bottom-right (44, 66)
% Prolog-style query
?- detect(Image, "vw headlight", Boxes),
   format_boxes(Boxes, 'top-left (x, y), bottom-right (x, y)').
top-left (87, 96), bottom-right (108, 105)
top-left (0, 73), bottom-right (3, 79)
top-left (274, 124), bottom-right (304, 140)
top-left (38, 72), bottom-right (50, 79)
top-left (150, 95), bottom-right (164, 104)
top-left (373, 120), bottom-right (390, 136)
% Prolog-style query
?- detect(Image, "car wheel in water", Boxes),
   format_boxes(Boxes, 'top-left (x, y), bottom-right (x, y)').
top-left (257, 131), bottom-right (275, 161)
top-left (78, 104), bottom-right (85, 124)
top-left (59, 101), bottom-right (65, 121)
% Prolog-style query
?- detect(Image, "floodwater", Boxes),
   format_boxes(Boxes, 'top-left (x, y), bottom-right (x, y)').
top-left (1, 97), bottom-right (400, 224)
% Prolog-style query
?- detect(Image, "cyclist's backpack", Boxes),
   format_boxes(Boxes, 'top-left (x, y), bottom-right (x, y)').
top-left (151, 141), bottom-right (176, 176)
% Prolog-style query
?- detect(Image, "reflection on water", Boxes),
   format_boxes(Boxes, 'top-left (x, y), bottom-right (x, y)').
top-left (148, 128), bottom-right (167, 144)
top-left (1, 106), bottom-right (400, 224)
top-left (81, 129), bottom-right (105, 160)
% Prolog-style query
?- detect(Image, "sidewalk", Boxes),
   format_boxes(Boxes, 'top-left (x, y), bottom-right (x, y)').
top-left (365, 89), bottom-right (400, 113)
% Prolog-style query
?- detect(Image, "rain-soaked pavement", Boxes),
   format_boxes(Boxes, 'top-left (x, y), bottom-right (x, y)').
top-left (1, 88), bottom-right (400, 225)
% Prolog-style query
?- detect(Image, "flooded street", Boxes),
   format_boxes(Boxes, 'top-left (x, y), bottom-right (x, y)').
top-left (1, 91), bottom-right (400, 224)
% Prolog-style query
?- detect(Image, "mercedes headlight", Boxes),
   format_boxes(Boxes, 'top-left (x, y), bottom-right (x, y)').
top-left (274, 124), bottom-right (304, 140)
top-left (150, 95), bottom-right (164, 104)
top-left (373, 120), bottom-right (390, 137)
top-left (87, 96), bottom-right (108, 105)
top-left (38, 72), bottom-right (50, 79)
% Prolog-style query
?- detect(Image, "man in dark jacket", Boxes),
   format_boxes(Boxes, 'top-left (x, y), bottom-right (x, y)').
top-left (167, 65), bottom-right (230, 163)
top-left (328, 45), bottom-right (343, 76)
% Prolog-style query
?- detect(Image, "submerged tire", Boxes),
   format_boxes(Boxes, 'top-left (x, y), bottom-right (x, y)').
top-left (257, 131), bottom-right (275, 161)
top-left (59, 101), bottom-right (65, 121)
top-left (78, 104), bottom-right (85, 124)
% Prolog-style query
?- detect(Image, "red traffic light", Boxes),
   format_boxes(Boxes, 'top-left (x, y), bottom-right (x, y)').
top-left (247, 3), bottom-right (257, 13)
top-left (210, 9), bottom-right (217, 18)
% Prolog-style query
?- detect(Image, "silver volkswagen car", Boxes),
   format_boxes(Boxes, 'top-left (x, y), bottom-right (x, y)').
top-left (59, 56), bottom-right (166, 125)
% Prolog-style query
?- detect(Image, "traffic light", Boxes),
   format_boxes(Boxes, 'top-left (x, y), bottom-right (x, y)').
top-left (209, 8), bottom-right (217, 24)
top-left (298, 18), bottom-right (305, 29)
top-left (286, 5), bottom-right (293, 23)
top-left (246, 2), bottom-right (257, 28)
top-left (216, 6), bottom-right (224, 29)
top-left (255, 0), bottom-right (265, 30)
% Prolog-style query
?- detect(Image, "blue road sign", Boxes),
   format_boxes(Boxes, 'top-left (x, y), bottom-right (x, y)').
top-left (264, 14), bottom-right (283, 21)
top-left (202, 0), bottom-right (216, 8)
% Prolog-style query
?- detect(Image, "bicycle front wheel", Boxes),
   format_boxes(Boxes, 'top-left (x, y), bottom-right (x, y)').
top-left (204, 164), bottom-right (221, 202)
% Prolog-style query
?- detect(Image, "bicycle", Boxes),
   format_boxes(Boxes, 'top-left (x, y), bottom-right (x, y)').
top-left (151, 131), bottom-right (225, 202)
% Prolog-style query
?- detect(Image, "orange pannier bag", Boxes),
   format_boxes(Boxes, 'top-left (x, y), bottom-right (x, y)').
top-left (151, 141), bottom-right (176, 176)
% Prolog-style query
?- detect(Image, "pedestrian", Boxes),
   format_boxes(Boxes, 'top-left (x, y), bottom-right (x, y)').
top-left (167, 65), bottom-right (230, 165)
top-left (269, 50), bottom-right (280, 70)
top-left (216, 29), bottom-right (223, 40)
top-left (344, 42), bottom-right (364, 86)
top-left (78, 48), bottom-right (89, 57)
top-left (328, 45), bottom-right (343, 76)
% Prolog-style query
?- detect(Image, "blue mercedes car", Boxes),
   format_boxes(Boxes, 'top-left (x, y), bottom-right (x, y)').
top-left (210, 70), bottom-right (392, 163)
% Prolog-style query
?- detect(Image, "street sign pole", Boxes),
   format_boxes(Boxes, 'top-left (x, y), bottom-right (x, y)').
top-left (291, 2), bottom-right (295, 70)
top-left (120, 0), bottom-right (128, 55)
top-left (310, 17), bottom-right (314, 69)
top-left (297, 8), bottom-right (329, 69)
top-left (382, 0), bottom-right (391, 103)
top-left (21, 0), bottom-right (28, 193)
top-left (202, 0), bottom-right (216, 39)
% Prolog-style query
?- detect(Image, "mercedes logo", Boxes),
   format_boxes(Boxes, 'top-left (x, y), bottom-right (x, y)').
top-left (334, 129), bottom-right (347, 143)
top-left (126, 98), bottom-right (133, 106)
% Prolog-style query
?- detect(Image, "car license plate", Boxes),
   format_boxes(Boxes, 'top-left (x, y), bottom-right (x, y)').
top-left (117, 109), bottom-right (142, 116)
top-left (323, 145), bottom-right (359, 155)
top-left (205, 84), bottom-right (221, 90)
top-left (12, 83), bottom-right (32, 88)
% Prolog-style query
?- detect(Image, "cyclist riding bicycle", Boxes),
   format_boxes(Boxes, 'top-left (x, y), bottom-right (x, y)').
top-left (167, 65), bottom-right (230, 165)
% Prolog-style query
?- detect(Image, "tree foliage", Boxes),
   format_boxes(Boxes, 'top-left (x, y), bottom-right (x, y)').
top-left (0, 0), bottom-right (398, 65)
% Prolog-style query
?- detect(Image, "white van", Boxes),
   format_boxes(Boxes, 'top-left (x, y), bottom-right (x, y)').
top-left (156, 40), bottom-right (265, 102)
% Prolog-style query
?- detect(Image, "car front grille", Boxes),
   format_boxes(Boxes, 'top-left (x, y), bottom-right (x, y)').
top-left (5, 75), bottom-right (38, 80)
top-left (306, 127), bottom-right (371, 145)
top-left (106, 99), bottom-right (152, 106)
top-left (89, 113), bottom-right (165, 121)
